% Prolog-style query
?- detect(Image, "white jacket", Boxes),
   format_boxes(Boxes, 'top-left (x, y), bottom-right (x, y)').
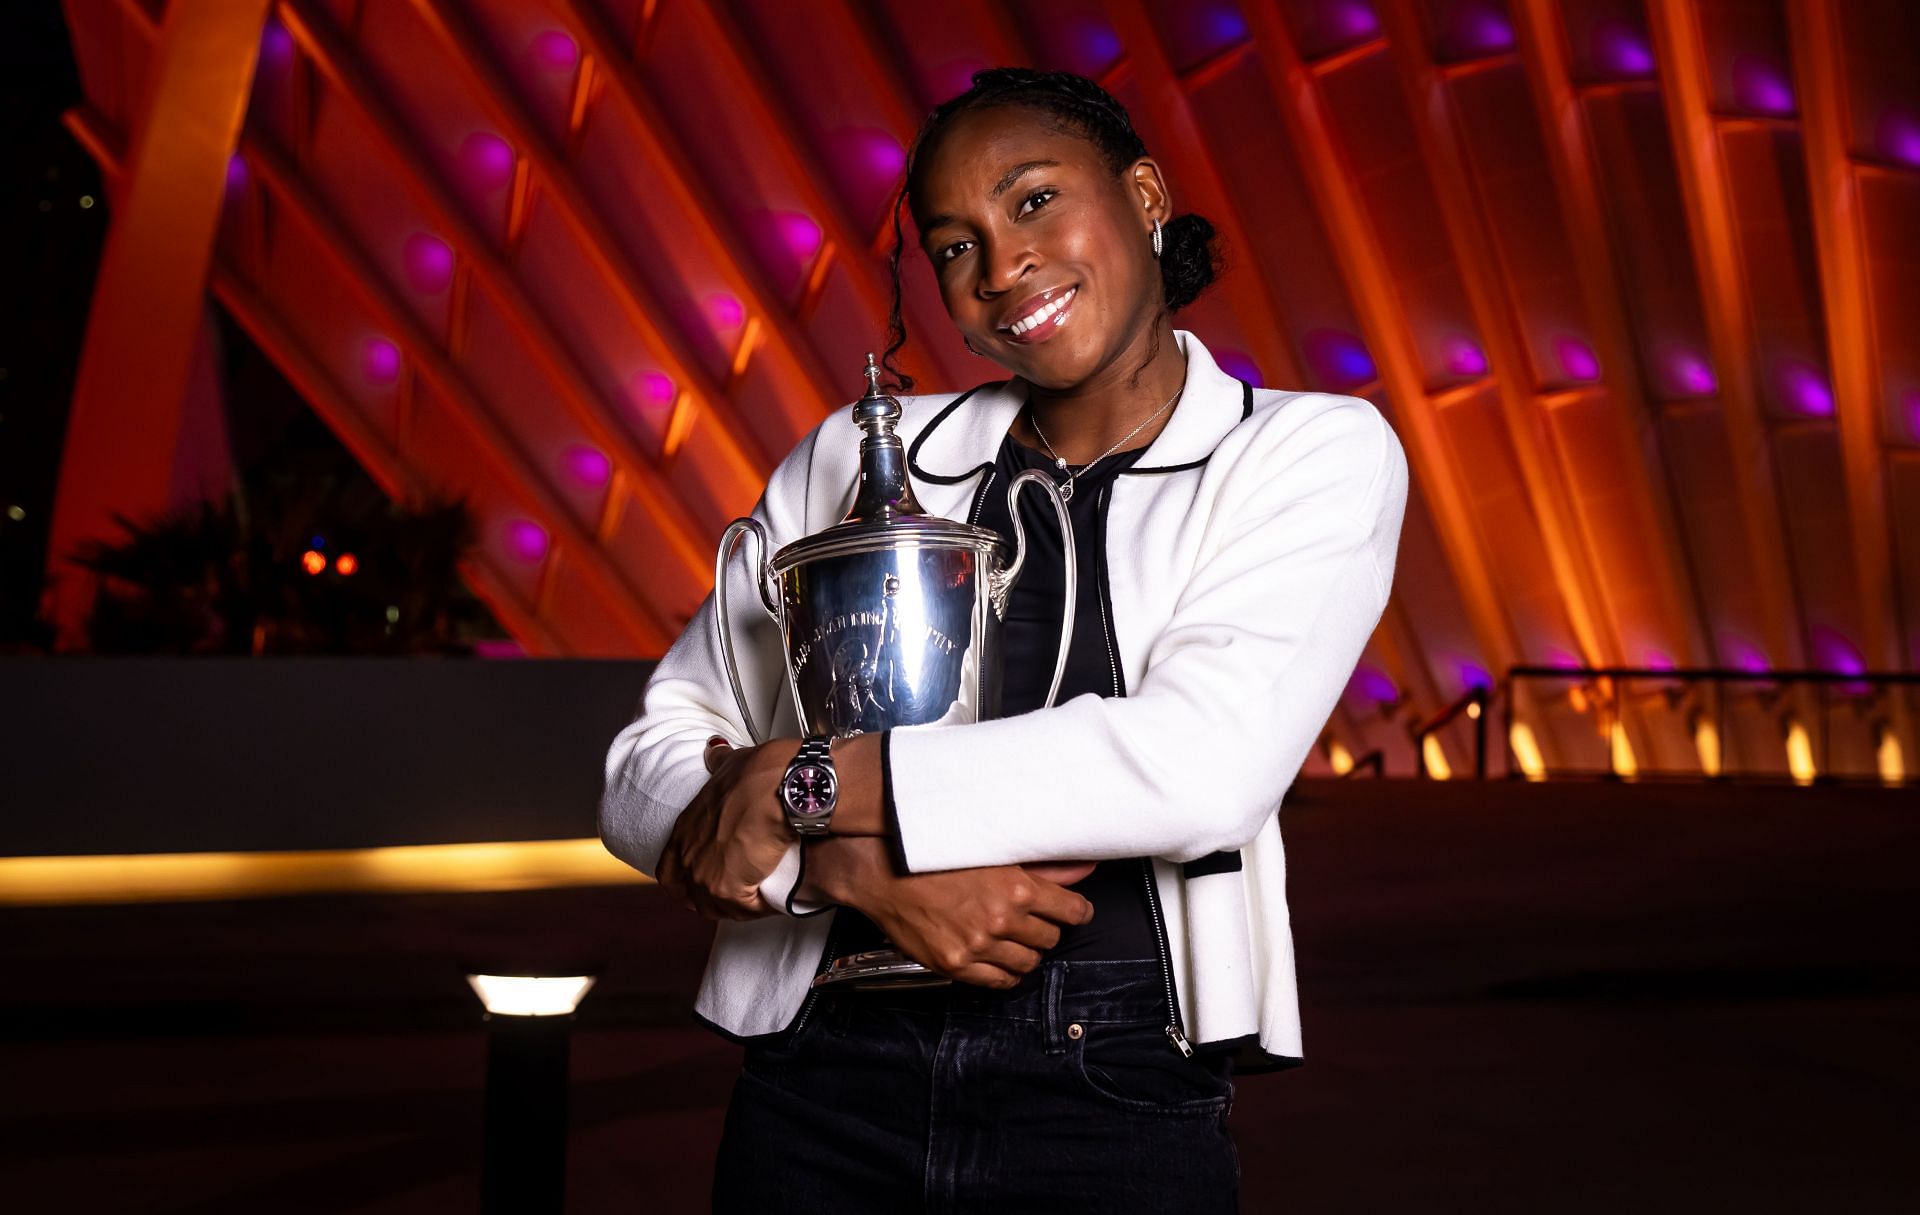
top-left (600, 330), bottom-right (1408, 1069)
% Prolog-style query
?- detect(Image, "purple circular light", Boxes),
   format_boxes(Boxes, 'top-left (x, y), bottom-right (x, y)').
top-left (1457, 661), bottom-right (1493, 691)
top-left (1546, 647), bottom-right (1584, 670)
top-left (1876, 108), bottom-right (1920, 167)
top-left (1328, 0), bottom-right (1379, 40)
top-left (841, 128), bottom-right (905, 183)
top-left (1456, 5), bottom-right (1515, 54)
top-left (1555, 336), bottom-right (1601, 381)
top-left (634, 371), bottom-right (676, 411)
top-left (1305, 328), bottom-right (1377, 387)
top-left (1591, 18), bottom-right (1653, 76)
top-left (361, 337), bottom-right (401, 386)
top-left (403, 233), bottom-right (455, 294)
top-left (1810, 626), bottom-right (1865, 676)
top-left (505, 520), bottom-right (549, 563)
top-left (531, 29), bottom-right (579, 70)
top-left (1732, 55), bottom-right (1795, 116)
top-left (564, 445), bottom-right (611, 487)
top-left (1444, 336), bottom-right (1489, 377)
top-left (459, 132), bottom-right (517, 193)
top-left (1732, 644), bottom-right (1770, 674)
top-left (225, 154), bottom-right (249, 194)
top-left (1075, 20), bottom-right (1123, 71)
top-left (260, 22), bottom-right (295, 72)
top-left (1201, 7), bottom-right (1249, 48)
top-left (1352, 665), bottom-right (1399, 702)
top-left (1643, 649), bottom-right (1676, 671)
top-left (773, 212), bottom-right (822, 262)
top-left (1663, 348), bottom-right (1717, 397)
top-left (1777, 359), bottom-right (1834, 416)
top-left (1214, 349), bottom-right (1264, 388)
top-left (706, 293), bottom-right (745, 329)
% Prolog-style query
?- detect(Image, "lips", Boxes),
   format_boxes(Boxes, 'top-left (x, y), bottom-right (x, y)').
top-left (996, 284), bottom-right (1079, 345)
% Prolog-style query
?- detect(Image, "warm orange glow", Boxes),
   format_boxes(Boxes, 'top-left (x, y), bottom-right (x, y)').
top-left (1877, 726), bottom-right (1906, 787)
top-left (0, 839), bottom-right (648, 907)
top-left (1422, 735), bottom-right (1453, 780)
top-left (1327, 738), bottom-right (1356, 776)
top-left (1508, 722), bottom-right (1546, 781)
top-left (1693, 716), bottom-right (1722, 778)
top-left (301, 549), bottom-right (327, 574)
top-left (1609, 720), bottom-right (1638, 779)
top-left (1784, 719), bottom-right (1816, 786)
top-left (334, 552), bottom-right (358, 575)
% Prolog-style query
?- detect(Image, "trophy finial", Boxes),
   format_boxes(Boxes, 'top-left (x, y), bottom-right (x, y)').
top-left (845, 349), bottom-right (920, 523)
top-left (863, 352), bottom-right (882, 396)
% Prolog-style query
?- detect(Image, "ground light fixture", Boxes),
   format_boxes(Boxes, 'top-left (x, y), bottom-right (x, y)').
top-left (467, 972), bottom-right (597, 1215)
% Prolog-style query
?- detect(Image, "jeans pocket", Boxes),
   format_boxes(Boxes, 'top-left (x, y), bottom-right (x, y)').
top-left (740, 998), bottom-right (837, 1085)
top-left (1069, 1021), bottom-right (1233, 1116)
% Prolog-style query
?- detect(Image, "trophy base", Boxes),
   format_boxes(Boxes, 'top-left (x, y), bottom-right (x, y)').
top-left (811, 948), bottom-right (953, 990)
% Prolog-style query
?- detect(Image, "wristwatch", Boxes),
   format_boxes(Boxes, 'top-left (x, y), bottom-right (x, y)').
top-left (779, 735), bottom-right (839, 836)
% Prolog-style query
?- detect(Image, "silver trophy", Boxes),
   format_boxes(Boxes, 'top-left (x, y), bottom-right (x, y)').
top-left (715, 354), bottom-right (1075, 987)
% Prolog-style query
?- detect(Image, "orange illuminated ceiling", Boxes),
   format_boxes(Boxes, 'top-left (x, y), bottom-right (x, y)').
top-left (59, 0), bottom-right (1920, 776)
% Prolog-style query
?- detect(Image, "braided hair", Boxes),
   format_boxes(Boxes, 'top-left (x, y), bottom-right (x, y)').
top-left (879, 67), bottom-right (1222, 393)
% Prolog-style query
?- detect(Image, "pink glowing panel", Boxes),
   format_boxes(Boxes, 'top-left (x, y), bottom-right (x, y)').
top-left (361, 337), bottom-right (401, 386)
top-left (260, 21), bottom-right (294, 72)
top-left (1877, 109), bottom-right (1920, 167)
top-left (1777, 360), bottom-right (1833, 417)
top-left (1213, 349), bottom-right (1264, 388)
top-left (1352, 665), bottom-right (1399, 702)
top-left (1456, 660), bottom-right (1493, 690)
top-left (225, 154), bottom-right (249, 194)
top-left (473, 639), bottom-right (527, 659)
top-left (403, 233), bottom-right (455, 294)
top-left (1591, 19), bottom-right (1653, 77)
top-left (705, 293), bottom-right (746, 330)
top-left (459, 132), bottom-right (517, 193)
top-left (1453, 5), bottom-right (1515, 54)
top-left (1731, 644), bottom-right (1770, 674)
top-left (1660, 349), bottom-right (1717, 397)
top-left (1731, 55), bottom-right (1794, 116)
top-left (505, 519), bottom-right (550, 563)
top-left (1545, 648), bottom-right (1583, 670)
top-left (1304, 328), bottom-right (1377, 386)
top-left (632, 371), bottom-right (676, 413)
top-left (1809, 626), bottom-right (1865, 676)
top-left (1643, 650), bottom-right (1676, 671)
top-left (565, 445), bottom-right (611, 487)
top-left (1555, 337), bottom-right (1600, 381)
top-left (839, 128), bottom-right (906, 184)
top-left (773, 212), bottom-right (823, 263)
top-left (1328, 1), bottom-right (1379, 40)
top-left (531, 29), bottom-right (579, 70)
top-left (1444, 337), bottom-right (1488, 377)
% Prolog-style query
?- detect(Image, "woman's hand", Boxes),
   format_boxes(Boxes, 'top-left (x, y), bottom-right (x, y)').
top-left (806, 836), bottom-right (1096, 989)
top-left (654, 737), bottom-right (797, 921)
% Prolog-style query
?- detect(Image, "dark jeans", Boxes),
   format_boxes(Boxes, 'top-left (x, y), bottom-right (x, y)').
top-left (712, 959), bottom-right (1239, 1213)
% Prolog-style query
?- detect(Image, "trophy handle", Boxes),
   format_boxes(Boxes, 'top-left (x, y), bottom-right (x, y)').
top-left (991, 469), bottom-right (1077, 710)
top-left (715, 517), bottom-right (781, 744)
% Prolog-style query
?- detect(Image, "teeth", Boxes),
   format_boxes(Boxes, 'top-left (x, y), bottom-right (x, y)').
top-left (1010, 287), bottom-right (1075, 336)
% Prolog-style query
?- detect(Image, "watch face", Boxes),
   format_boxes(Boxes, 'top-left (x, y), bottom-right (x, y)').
top-left (782, 763), bottom-right (838, 817)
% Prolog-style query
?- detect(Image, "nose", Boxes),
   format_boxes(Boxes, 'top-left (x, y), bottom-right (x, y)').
top-left (974, 233), bottom-right (1038, 300)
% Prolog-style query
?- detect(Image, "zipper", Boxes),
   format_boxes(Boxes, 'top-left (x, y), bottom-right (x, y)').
top-left (1093, 484), bottom-right (1192, 1059)
top-left (789, 924), bottom-right (842, 1037)
top-left (967, 469), bottom-right (996, 526)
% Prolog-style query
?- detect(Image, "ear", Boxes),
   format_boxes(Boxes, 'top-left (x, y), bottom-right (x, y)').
top-left (1127, 157), bottom-right (1172, 227)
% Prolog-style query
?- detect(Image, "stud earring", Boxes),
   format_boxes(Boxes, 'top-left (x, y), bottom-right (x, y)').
top-left (1151, 217), bottom-right (1163, 259)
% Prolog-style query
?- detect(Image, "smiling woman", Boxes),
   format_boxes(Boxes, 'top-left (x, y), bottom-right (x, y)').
top-left (601, 66), bottom-right (1407, 1214)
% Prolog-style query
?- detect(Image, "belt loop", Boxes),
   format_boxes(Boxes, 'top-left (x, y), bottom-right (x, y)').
top-left (1042, 962), bottom-right (1067, 1056)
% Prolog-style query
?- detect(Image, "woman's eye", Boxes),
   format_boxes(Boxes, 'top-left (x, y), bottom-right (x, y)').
top-left (1017, 189), bottom-right (1056, 217)
top-left (939, 240), bottom-right (973, 263)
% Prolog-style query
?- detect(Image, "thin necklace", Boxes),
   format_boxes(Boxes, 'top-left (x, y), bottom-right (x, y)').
top-left (1028, 382), bottom-right (1184, 502)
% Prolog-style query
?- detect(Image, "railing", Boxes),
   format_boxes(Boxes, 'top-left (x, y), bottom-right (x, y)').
top-left (1413, 684), bottom-right (1491, 779)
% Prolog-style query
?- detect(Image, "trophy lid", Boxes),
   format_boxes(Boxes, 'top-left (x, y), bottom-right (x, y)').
top-left (770, 354), bottom-right (1006, 573)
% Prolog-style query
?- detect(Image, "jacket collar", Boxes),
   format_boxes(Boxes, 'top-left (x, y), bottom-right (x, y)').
top-left (907, 329), bottom-right (1253, 486)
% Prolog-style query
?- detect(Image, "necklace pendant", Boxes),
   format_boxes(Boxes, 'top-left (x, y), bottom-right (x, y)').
top-left (1054, 456), bottom-right (1068, 470)
top-left (1057, 477), bottom-right (1074, 502)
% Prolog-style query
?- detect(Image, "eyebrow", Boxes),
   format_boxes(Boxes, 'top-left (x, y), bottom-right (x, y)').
top-left (919, 159), bottom-right (1064, 236)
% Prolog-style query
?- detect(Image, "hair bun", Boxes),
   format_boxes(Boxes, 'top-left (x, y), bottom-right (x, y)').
top-left (1159, 213), bottom-right (1221, 313)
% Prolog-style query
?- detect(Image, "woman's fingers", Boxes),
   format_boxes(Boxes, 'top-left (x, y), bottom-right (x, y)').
top-left (1004, 912), bottom-right (1064, 953)
top-left (982, 937), bottom-right (1043, 977)
top-left (1026, 877), bottom-right (1096, 928)
top-left (951, 961), bottom-right (1023, 990)
top-left (1022, 860), bottom-right (1097, 886)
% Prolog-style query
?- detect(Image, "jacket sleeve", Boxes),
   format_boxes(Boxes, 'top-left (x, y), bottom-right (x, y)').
top-left (884, 396), bottom-right (1408, 872)
top-left (598, 423), bottom-right (828, 915)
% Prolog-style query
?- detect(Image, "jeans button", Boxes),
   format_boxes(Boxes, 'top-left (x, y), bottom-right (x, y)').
top-left (1066, 1022), bottom-right (1084, 1040)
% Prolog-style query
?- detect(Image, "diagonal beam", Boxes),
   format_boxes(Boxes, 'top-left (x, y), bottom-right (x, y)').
top-left (1644, 0), bottom-right (1806, 667)
top-left (1238, 7), bottom-right (1524, 678)
top-left (556, 0), bottom-right (852, 417)
top-left (1100, 0), bottom-right (1309, 389)
top-left (1785, 0), bottom-right (1900, 670)
top-left (1510, 0), bottom-right (1716, 665)
top-left (401, 0), bottom-right (821, 452)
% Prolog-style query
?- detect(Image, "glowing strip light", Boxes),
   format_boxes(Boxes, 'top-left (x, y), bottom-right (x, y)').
top-left (1327, 739), bottom-right (1356, 776)
top-left (1609, 720), bottom-right (1638, 779)
top-left (1784, 719), bottom-right (1817, 786)
top-left (1508, 721), bottom-right (1546, 781)
top-left (467, 974), bottom-right (596, 1017)
top-left (0, 838), bottom-right (648, 907)
top-left (1878, 727), bottom-right (1906, 787)
top-left (1422, 734), bottom-right (1453, 780)
top-left (1693, 717), bottom-right (1722, 778)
